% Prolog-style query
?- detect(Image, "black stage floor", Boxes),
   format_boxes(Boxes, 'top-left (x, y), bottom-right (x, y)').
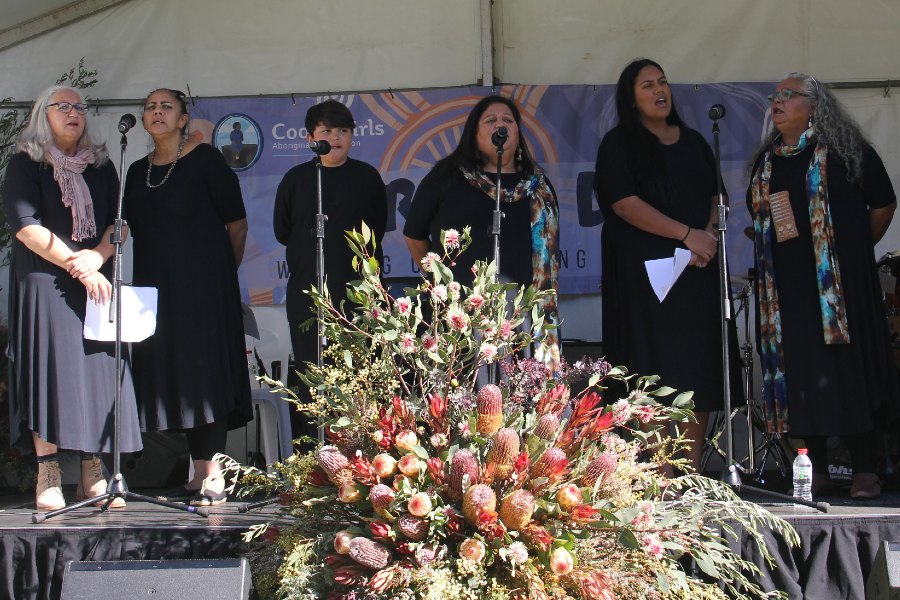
top-left (2, 481), bottom-right (900, 600)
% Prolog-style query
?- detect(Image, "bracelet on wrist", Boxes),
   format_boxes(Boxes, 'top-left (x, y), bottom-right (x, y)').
top-left (680, 226), bottom-right (691, 243)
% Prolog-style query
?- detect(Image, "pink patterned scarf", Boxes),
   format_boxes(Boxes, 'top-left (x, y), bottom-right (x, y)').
top-left (46, 145), bottom-right (97, 241)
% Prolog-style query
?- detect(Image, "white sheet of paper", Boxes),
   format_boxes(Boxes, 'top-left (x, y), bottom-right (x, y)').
top-left (83, 286), bottom-right (158, 342)
top-left (645, 248), bottom-right (693, 302)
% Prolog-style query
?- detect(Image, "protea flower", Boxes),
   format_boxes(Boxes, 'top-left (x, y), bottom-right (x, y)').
top-left (462, 484), bottom-right (496, 524)
top-left (476, 384), bottom-right (503, 435)
top-left (348, 537), bottom-right (392, 570)
top-left (550, 547), bottom-right (574, 575)
top-left (498, 489), bottom-right (535, 531)
top-left (448, 449), bottom-right (479, 502)
top-left (459, 538), bottom-right (487, 562)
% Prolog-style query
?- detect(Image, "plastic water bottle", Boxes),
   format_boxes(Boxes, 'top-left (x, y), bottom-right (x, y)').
top-left (792, 448), bottom-right (813, 507)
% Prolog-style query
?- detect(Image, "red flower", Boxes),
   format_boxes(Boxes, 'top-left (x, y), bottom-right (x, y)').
top-left (476, 508), bottom-right (507, 540)
top-left (426, 457), bottom-right (445, 485)
top-left (309, 469), bottom-right (330, 488)
top-left (261, 526), bottom-right (280, 541)
top-left (350, 456), bottom-right (378, 485)
top-left (333, 565), bottom-right (369, 586)
top-left (570, 504), bottom-right (599, 521)
top-left (395, 542), bottom-right (414, 556)
top-left (444, 507), bottom-right (464, 535)
top-left (520, 523), bottom-right (553, 552)
top-left (514, 450), bottom-right (530, 474)
top-left (370, 520), bottom-right (392, 540)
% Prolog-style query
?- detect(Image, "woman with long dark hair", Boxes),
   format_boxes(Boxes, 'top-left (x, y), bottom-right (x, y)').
top-left (403, 95), bottom-right (560, 367)
top-left (594, 59), bottom-right (739, 472)
top-left (747, 72), bottom-right (897, 499)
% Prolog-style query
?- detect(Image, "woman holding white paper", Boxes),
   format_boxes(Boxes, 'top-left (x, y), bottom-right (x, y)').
top-left (3, 85), bottom-right (141, 510)
top-left (593, 59), bottom-right (739, 472)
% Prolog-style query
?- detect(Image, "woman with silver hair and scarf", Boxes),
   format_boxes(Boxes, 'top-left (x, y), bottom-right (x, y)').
top-left (747, 72), bottom-right (898, 499)
top-left (3, 85), bottom-right (142, 510)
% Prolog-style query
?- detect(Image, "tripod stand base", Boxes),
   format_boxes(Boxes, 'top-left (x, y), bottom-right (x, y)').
top-left (32, 486), bottom-right (211, 523)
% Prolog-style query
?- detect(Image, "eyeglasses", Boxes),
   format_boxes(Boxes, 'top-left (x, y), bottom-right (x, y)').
top-left (766, 89), bottom-right (809, 103)
top-left (47, 102), bottom-right (88, 115)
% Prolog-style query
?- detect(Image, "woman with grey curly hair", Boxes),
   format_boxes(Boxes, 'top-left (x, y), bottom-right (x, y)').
top-left (747, 72), bottom-right (897, 500)
top-left (3, 85), bottom-right (142, 510)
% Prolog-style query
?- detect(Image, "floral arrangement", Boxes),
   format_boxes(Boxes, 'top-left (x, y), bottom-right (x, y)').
top-left (235, 226), bottom-right (797, 600)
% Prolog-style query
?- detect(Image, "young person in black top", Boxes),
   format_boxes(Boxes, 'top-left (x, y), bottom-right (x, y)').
top-left (273, 100), bottom-right (387, 438)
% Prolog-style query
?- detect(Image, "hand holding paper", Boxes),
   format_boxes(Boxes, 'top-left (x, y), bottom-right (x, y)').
top-left (645, 248), bottom-right (693, 302)
top-left (83, 286), bottom-right (158, 342)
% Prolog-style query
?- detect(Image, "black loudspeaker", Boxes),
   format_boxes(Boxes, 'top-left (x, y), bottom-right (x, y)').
top-left (61, 559), bottom-right (251, 600)
top-left (114, 431), bottom-right (190, 489)
top-left (867, 541), bottom-right (900, 600)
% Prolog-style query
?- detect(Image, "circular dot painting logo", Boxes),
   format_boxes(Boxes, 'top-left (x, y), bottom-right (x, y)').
top-left (214, 113), bottom-right (263, 171)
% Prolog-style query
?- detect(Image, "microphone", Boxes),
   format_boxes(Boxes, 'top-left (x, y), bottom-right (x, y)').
top-left (491, 126), bottom-right (508, 149)
top-left (707, 104), bottom-right (726, 120)
top-left (309, 140), bottom-right (331, 155)
top-left (117, 113), bottom-right (136, 133)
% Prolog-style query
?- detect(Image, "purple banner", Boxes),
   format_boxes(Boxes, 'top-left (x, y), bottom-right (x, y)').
top-left (190, 83), bottom-right (773, 304)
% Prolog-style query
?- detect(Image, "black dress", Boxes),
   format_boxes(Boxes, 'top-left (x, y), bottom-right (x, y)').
top-left (403, 169), bottom-right (536, 288)
top-left (3, 152), bottom-right (142, 453)
top-left (124, 144), bottom-right (251, 431)
top-left (595, 126), bottom-right (739, 411)
top-left (273, 158), bottom-right (387, 369)
top-left (747, 144), bottom-right (898, 436)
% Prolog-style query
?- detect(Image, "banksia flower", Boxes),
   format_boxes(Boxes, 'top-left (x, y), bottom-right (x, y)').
top-left (348, 537), bottom-right (393, 570)
top-left (486, 428), bottom-right (520, 480)
top-left (530, 446), bottom-right (569, 485)
top-left (582, 451), bottom-right (617, 487)
top-left (448, 449), bottom-right (479, 503)
top-left (397, 513), bottom-right (429, 541)
top-left (368, 484), bottom-right (395, 515)
top-left (499, 489), bottom-right (535, 531)
top-left (476, 384), bottom-right (503, 435)
top-left (534, 414), bottom-right (560, 440)
top-left (463, 484), bottom-right (497, 524)
top-left (318, 445), bottom-right (353, 485)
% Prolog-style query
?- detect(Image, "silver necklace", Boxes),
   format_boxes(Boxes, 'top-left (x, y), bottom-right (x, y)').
top-left (146, 140), bottom-right (185, 188)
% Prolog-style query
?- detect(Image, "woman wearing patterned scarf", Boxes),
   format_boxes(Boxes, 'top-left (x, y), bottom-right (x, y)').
top-left (3, 85), bottom-right (142, 510)
top-left (747, 72), bottom-right (898, 499)
top-left (595, 59), bottom-right (743, 475)
top-left (403, 95), bottom-right (560, 370)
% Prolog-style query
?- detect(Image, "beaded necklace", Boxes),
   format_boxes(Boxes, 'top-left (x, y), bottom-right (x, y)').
top-left (146, 139), bottom-right (185, 188)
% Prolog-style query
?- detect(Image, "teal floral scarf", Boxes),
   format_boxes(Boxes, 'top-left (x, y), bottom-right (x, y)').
top-left (460, 167), bottom-right (561, 370)
top-left (750, 127), bottom-right (849, 433)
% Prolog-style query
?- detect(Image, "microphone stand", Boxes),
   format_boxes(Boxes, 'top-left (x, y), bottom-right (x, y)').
top-left (314, 155), bottom-right (327, 445)
top-left (488, 139), bottom-right (504, 383)
top-left (708, 114), bottom-right (826, 512)
top-left (33, 125), bottom-right (211, 523)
